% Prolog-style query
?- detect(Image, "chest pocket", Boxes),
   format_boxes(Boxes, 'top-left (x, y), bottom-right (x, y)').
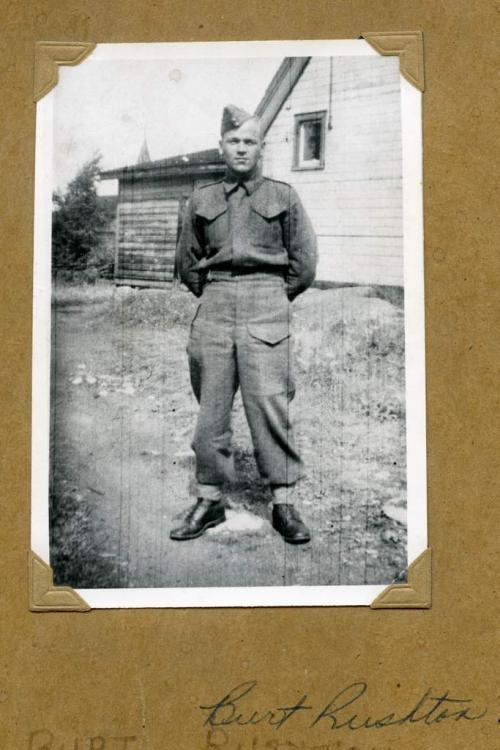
top-left (249, 201), bottom-right (285, 249)
top-left (194, 204), bottom-right (228, 251)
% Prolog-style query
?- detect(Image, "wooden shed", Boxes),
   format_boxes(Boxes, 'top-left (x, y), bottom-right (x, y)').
top-left (100, 149), bottom-right (224, 288)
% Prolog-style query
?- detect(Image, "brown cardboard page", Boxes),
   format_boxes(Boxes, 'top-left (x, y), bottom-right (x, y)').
top-left (1, 2), bottom-right (498, 748)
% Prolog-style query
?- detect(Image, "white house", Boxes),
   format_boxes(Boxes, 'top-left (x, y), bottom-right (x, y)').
top-left (256, 55), bottom-right (403, 286)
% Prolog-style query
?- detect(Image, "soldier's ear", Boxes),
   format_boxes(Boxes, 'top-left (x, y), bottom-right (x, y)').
top-left (218, 138), bottom-right (223, 156)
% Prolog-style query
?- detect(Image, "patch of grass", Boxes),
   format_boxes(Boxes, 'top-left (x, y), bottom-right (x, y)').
top-left (365, 284), bottom-right (405, 309)
top-left (111, 284), bottom-right (196, 329)
top-left (50, 480), bottom-right (118, 588)
top-left (52, 279), bottom-right (114, 307)
top-left (294, 295), bottom-right (406, 425)
top-left (52, 280), bottom-right (198, 329)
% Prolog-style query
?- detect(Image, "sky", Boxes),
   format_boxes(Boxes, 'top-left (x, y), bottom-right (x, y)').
top-left (53, 56), bottom-right (282, 195)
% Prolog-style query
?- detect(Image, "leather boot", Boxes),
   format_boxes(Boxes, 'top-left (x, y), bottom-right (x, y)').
top-left (272, 503), bottom-right (311, 544)
top-left (170, 498), bottom-right (226, 540)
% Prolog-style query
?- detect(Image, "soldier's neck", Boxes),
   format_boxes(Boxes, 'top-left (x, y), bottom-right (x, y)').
top-left (225, 166), bottom-right (259, 183)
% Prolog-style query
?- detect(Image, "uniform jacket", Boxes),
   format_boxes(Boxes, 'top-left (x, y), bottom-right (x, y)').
top-left (175, 175), bottom-right (317, 300)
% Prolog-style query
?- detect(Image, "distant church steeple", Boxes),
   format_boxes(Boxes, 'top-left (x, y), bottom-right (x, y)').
top-left (137, 137), bottom-right (151, 165)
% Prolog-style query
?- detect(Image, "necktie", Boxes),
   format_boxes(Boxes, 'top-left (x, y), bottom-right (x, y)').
top-left (228, 184), bottom-right (247, 262)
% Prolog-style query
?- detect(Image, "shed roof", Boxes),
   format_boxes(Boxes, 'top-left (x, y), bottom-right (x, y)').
top-left (100, 147), bottom-right (224, 180)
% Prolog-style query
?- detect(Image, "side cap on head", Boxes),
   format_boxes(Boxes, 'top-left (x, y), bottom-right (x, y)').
top-left (221, 104), bottom-right (256, 136)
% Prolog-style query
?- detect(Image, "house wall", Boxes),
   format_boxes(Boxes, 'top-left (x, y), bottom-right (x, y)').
top-left (263, 55), bottom-right (404, 286)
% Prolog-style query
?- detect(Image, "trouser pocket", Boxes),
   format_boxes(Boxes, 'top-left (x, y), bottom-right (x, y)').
top-left (243, 319), bottom-right (293, 396)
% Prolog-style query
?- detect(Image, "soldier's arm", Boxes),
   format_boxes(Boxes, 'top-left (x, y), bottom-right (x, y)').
top-left (175, 196), bottom-right (206, 297)
top-left (283, 187), bottom-right (318, 301)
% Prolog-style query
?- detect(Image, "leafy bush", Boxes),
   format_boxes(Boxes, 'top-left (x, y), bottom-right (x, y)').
top-left (52, 154), bottom-right (111, 277)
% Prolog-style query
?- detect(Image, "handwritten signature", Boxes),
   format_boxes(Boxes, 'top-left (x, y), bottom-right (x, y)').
top-left (199, 681), bottom-right (488, 732)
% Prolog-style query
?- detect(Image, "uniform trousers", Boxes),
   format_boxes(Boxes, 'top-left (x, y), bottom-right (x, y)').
top-left (187, 272), bottom-right (303, 499)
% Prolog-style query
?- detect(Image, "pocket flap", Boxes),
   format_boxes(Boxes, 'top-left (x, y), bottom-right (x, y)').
top-left (247, 321), bottom-right (290, 345)
top-left (195, 204), bottom-right (227, 221)
top-left (250, 201), bottom-right (284, 220)
top-left (250, 183), bottom-right (288, 219)
top-left (194, 186), bottom-right (227, 221)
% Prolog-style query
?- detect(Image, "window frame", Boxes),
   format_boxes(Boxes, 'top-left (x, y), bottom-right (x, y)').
top-left (292, 110), bottom-right (327, 171)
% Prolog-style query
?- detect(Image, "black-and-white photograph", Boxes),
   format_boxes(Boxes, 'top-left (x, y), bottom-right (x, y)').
top-left (32, 40), bottom-right (426, 607)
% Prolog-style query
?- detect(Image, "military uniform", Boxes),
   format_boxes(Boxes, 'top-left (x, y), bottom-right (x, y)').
top-left (176, 175), bottom-right (317, 301)
top-left (171, 105), bottom-right (317, 543)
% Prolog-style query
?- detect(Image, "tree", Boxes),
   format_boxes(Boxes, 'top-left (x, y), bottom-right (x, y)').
top-left (52, 153), bottom-right (109, 276)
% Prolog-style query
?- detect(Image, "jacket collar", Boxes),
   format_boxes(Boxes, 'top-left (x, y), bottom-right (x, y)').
top-left (223, 171), bottom-right (264, 196)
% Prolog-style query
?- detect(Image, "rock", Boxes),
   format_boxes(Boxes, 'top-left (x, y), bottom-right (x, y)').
top-left (382, 501), bottom-right (407, 526)
top-left (85, 375), bottom-right (97, 385)
top-left (208, 509), bottom-right (265, 534)
top-left (115, 285), bottom-right (134, 297)
top-left (71, 377), bottom-right (83, 385)
top-left (87, 486), bottom-right (105, 496)
top-left (382, 528), bottom-right (401, 545)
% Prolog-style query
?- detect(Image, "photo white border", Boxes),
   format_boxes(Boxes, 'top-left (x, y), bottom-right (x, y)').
top-left (32, 39), bottom-right (426, 608)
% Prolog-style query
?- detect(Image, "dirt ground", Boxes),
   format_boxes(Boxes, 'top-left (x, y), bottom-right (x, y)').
top-left (49, 282), bottom-right (407, 589)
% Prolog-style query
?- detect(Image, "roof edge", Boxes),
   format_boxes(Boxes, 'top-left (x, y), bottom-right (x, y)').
top-left (100, 162), bottom-right (225, 181)
top-left (255, 57), bottom-right (311, 134)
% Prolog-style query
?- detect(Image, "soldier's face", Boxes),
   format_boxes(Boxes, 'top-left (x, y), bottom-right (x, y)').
top-left (220, 119), bottom-right (264, 177)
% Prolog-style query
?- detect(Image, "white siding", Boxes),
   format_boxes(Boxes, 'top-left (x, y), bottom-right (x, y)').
top-left (263, 56), bottom-right (403, 286)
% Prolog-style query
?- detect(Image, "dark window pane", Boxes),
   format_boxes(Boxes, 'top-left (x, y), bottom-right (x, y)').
top-left (301, 120), bottom-right (322, 161)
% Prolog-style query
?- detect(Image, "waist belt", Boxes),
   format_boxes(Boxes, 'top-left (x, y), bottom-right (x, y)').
top-left (207, 266), bottom-right (286, 281)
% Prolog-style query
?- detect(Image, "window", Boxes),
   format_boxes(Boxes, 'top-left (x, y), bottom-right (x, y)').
top-left (293, 111), bottom-right (326, 170)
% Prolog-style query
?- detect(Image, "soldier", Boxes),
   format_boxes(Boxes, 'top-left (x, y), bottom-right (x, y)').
top-left (171, 104), bottom-right (317, 544)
